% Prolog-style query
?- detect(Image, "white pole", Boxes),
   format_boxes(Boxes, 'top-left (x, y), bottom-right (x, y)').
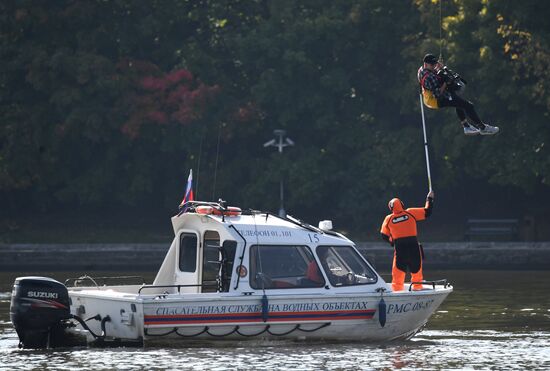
top-left (419, 93), bottom-right (433, 192)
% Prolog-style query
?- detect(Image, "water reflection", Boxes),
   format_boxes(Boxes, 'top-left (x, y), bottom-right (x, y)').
top-left (1, 270), bottom-right (549, 369)
top-left (3, 332), bottom-right (548, 370)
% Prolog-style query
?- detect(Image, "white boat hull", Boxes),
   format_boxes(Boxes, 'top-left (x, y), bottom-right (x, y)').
top-left (68, 286), bottom-right (451, 345)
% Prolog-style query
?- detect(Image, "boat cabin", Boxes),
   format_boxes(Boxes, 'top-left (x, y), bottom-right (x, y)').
top-left (150, 203), bottom-right (384, 296)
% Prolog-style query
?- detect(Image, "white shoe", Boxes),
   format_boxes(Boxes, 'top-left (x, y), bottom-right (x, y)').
top-left (479, 124), bottom-right (500, 135)
top-left (463, 126), bottom-right (480, 136)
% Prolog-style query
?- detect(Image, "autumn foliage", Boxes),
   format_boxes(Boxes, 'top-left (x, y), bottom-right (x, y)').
top-left (2, 1), bottom-right (550, 239)
top-left (121, 63), bottom-right (221, 139)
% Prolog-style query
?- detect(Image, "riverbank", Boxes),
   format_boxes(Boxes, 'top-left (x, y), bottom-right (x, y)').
top-left (1, 242), bottom-right (549, 271)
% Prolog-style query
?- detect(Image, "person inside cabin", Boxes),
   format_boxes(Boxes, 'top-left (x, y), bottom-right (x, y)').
top-left (380, 191), bottom-right (434, 291)
top-left (315, 246), bottom-right (353, 286)
top-left (304, 247), bottom-right (345, 286)
top-left (417, 53), bottom-right (499, 136)
top-left (305, 258), bottom-right (324, 286)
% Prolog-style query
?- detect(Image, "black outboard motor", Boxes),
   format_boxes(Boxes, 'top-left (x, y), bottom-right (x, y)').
top-left (10, 276), bottom-right (71, 348)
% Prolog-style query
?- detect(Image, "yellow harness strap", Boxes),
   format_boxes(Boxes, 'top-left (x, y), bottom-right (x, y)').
top-left (422, 89), bottom-right (439, 109)
top-left (420, 71), bottom-right (439, 109)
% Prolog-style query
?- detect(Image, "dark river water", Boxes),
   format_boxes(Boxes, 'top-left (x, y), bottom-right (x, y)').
top-left (1, 270), bottom-right (549, 370)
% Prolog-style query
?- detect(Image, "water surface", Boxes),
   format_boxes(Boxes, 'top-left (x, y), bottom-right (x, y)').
top-left (1, 270), bottom-right (549, 370)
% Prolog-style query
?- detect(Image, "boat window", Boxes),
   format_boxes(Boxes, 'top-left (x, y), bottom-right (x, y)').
top-left (250, 245), bottom-right (325, 289)
top-left (220, 240), bottom-right (237, 292)
top-left (316, 245), bottom-right (377, 286)
top-left (202, 231), bottom-right (221, 293)
top-left (179, 233), bottom-right (197, 272)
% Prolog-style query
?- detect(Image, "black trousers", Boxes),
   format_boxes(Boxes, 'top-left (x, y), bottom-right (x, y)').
top-left (394, 236), bottom-right (422, 274)
top-left (438, 92), bottom-right (484, 128)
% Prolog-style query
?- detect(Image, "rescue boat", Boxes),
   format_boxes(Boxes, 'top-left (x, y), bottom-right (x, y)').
top-left (10, 201), bottom-right (452, 348)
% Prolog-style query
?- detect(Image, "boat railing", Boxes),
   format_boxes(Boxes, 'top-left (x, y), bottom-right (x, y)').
top-left (180, 200), bottom-right (226, 209)
top-left (408, 279), bottom-right (451, 291)
top-left (65, 275), bottom-right (146, 287)
top-left (138, 282), bottom-right (219, 295)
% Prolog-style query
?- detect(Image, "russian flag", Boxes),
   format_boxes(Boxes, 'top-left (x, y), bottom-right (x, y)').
top-left (179, 169), bottom-right (194, 211)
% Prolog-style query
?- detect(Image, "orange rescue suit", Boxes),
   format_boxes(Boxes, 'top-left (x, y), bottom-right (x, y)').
top-left (380, 203), bottom-right (427, 241)
top-left (380, 197), bottom-right (433, 291)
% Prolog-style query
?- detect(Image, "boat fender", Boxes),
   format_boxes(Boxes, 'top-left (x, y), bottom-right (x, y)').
top-left (378, 298), bottom-right (387, 328)
top-left (376, 287), bottom-right (387, 328)
top-left (261, 294), bottom-right (269, 322)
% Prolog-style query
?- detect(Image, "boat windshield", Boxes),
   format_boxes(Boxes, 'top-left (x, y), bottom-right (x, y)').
top-left (316, 245), bottom-right (378, 286)
top-left (249, 245), bottom-right (325, 289)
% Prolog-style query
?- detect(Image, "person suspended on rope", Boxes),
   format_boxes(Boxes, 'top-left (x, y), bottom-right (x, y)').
top-left (417, 53), bottom-right (499, 136)
top-left (380, 191), bottom-right (434, 291)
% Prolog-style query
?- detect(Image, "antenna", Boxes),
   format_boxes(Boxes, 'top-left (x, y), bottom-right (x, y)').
top-left (212, 122), bottom-right (223, 200)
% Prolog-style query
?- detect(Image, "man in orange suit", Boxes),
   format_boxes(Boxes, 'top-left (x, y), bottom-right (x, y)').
top-left (380, 191), bottom-right (434, 291)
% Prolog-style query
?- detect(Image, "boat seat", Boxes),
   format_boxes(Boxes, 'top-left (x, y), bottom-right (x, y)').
top-left (272, 280), bottom-right (295, 288)
top-left (255, 272), bottom-right (273, 289)
top-left (305, 260), bottom-right (324, 284)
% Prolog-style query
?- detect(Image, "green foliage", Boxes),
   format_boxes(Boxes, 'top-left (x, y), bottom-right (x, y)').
top-left (1, 0), bottom-right (550, 239)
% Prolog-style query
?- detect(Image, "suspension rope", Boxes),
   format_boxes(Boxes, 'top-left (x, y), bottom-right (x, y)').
top-left (439, 0), bottom-right (444, 63)
top-left (439, 0), bottom-right (443, 60)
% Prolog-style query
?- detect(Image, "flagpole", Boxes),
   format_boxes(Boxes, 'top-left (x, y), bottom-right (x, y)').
top-left (419, 93), bottom-right (433, 192)
top-left (178, 169), bottom-right (194, 214)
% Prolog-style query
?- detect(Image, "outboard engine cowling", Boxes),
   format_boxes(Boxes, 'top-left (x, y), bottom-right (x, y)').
top-left (10, 276), bottom-right (71, 348)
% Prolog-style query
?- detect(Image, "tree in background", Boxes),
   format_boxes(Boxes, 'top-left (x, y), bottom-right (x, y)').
top-left (1, 0), bottom-right (550, 240)
top-left (0, 1), bottom-right (257, 212)
top-left (409, 0), bottom-right (550, 230)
